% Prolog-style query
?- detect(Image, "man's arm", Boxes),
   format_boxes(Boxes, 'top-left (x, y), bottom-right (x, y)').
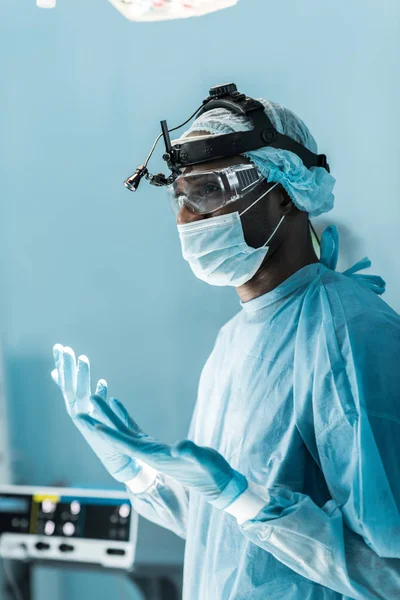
top-left (234, 481), bottom-right (400, 600)
top-left (234, 309), bottom-right (400, 598)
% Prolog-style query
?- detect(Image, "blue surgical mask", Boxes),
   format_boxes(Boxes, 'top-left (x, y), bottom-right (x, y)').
top-left (177, 183), bottom-right (284, 287)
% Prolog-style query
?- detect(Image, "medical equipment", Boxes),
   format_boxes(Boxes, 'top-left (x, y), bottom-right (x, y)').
top-left (109, 0), bottom-right (239, 21)
top-left (36, 0), bottom-right (56, 7)
top-left (0, 348), bottom-right (10, 488)
top-left (0, 485), bottom-right (137, 570)
top-left (0, 349), bottom-right (11, 599)
top-left (124, 83), bottom-right (329, 193)
top-left (36, 0), bottom-right (239, 20)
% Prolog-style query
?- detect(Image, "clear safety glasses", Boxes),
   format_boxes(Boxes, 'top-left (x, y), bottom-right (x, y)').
top-left (167, 164), bottom-right (264, 215)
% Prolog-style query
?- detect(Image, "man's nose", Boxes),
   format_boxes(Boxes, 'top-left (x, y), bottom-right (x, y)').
top-left (177, 204), bottom-right (206, 225)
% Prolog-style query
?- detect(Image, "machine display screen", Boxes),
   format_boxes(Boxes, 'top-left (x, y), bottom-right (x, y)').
top-left (0, 493), bottom-right (131, 542)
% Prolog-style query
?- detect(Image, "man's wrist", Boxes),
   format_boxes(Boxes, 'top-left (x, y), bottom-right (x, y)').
top-left (224, 485), bottom-right (268, 524)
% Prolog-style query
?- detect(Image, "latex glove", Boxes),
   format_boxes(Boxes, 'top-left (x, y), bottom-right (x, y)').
top-left (52, 344), bottom-right (143, 483)
top-left (79, 395), bottom-right (248, 510)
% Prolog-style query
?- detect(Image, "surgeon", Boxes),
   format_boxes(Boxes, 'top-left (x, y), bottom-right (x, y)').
top-left (52, 89), bottom-right (400, 599)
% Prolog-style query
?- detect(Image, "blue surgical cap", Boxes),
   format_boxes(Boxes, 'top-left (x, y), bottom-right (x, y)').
top-left (180, 99), bottom-right (336, 218)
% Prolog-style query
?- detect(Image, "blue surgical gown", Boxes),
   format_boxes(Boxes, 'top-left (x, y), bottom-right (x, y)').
top-left (128, 239), bottom-right (400, 599)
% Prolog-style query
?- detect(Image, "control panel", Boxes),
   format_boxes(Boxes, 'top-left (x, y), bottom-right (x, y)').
top-left (0, 485), bottom-right (137, 569)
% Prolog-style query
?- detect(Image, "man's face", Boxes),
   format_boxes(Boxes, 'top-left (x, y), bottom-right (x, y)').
top-left (176, 154), bottom-right (253, 221)
top-left (176, 154), bottom-right (285, 251)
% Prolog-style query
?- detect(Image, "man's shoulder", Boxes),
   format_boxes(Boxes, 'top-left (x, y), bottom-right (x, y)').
top-left (217, 310), bottom-right (243, 340)
top-left (313, 267), bottom-right (399, 329)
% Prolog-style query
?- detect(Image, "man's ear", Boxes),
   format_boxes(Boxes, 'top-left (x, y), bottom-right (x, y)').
top-left (277, 185), bottom-right (297, 215)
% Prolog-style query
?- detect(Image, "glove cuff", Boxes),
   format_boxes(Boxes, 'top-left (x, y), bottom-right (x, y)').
top-left (125, 462), bottom-right (157, 494)
top-left (209, 470), bottom-right (248, 510)
top-left (224, 485), bottom-right (267, 524)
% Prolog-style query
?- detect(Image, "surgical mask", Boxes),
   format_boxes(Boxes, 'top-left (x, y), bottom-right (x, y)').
top-left (177, 182), bottom-right (284, 287)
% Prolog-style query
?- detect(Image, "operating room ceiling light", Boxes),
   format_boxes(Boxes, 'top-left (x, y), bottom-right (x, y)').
top-left (37, 0), bottom-right (56, 7)
top-left (36, 0), bottom-right (240, 20)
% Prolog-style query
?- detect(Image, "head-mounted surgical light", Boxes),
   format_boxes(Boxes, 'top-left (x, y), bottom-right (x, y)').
top-left (124, 83), bottom-right (330, 193)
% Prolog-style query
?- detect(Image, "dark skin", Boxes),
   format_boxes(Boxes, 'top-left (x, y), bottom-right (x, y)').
top-left (177, 134), bottom-right (319, 303)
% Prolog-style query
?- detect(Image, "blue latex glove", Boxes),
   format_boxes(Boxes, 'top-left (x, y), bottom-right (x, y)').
top-left (52, 344), bottom-right (142, 483)
top-left (79, 396), bottom-right (248, 509)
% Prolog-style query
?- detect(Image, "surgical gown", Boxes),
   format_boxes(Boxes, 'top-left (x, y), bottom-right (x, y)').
top-left (128, 242), bottom-right (400, 599)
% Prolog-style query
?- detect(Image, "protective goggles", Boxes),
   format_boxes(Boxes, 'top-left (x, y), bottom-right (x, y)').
top-left (167, 164), bottom-right (264, 215)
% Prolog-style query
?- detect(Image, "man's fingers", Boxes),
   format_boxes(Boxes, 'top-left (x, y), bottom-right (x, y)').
top-left (109, 398), bottom-right (130, 426)
top-left (93, 425), bottom-right (151, 461)
top-left (171, 440), bottom-right (204, 462)
top-left (53, 345), bottom-right (77, 409)
top-left (52, 344), bottom-right (63, 389)
top-left (95, 379), bottom-right (108, 402)
top-left (61, 346), bottom-right (77, 394)
top-left (90, 395), bottom-right (131, 433)
top-left (109, 398), bottom-right (143, 435)
top-left (51, 369), bottom-right (59, 386)
top-left (75, 355), bottom-right (92, 413)
top-left (53, 343), bottom-right (63, 366)
top-left (77, 414), bottom-right (100, 429)
top-left (76, 415), bottom-right (148, 458)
